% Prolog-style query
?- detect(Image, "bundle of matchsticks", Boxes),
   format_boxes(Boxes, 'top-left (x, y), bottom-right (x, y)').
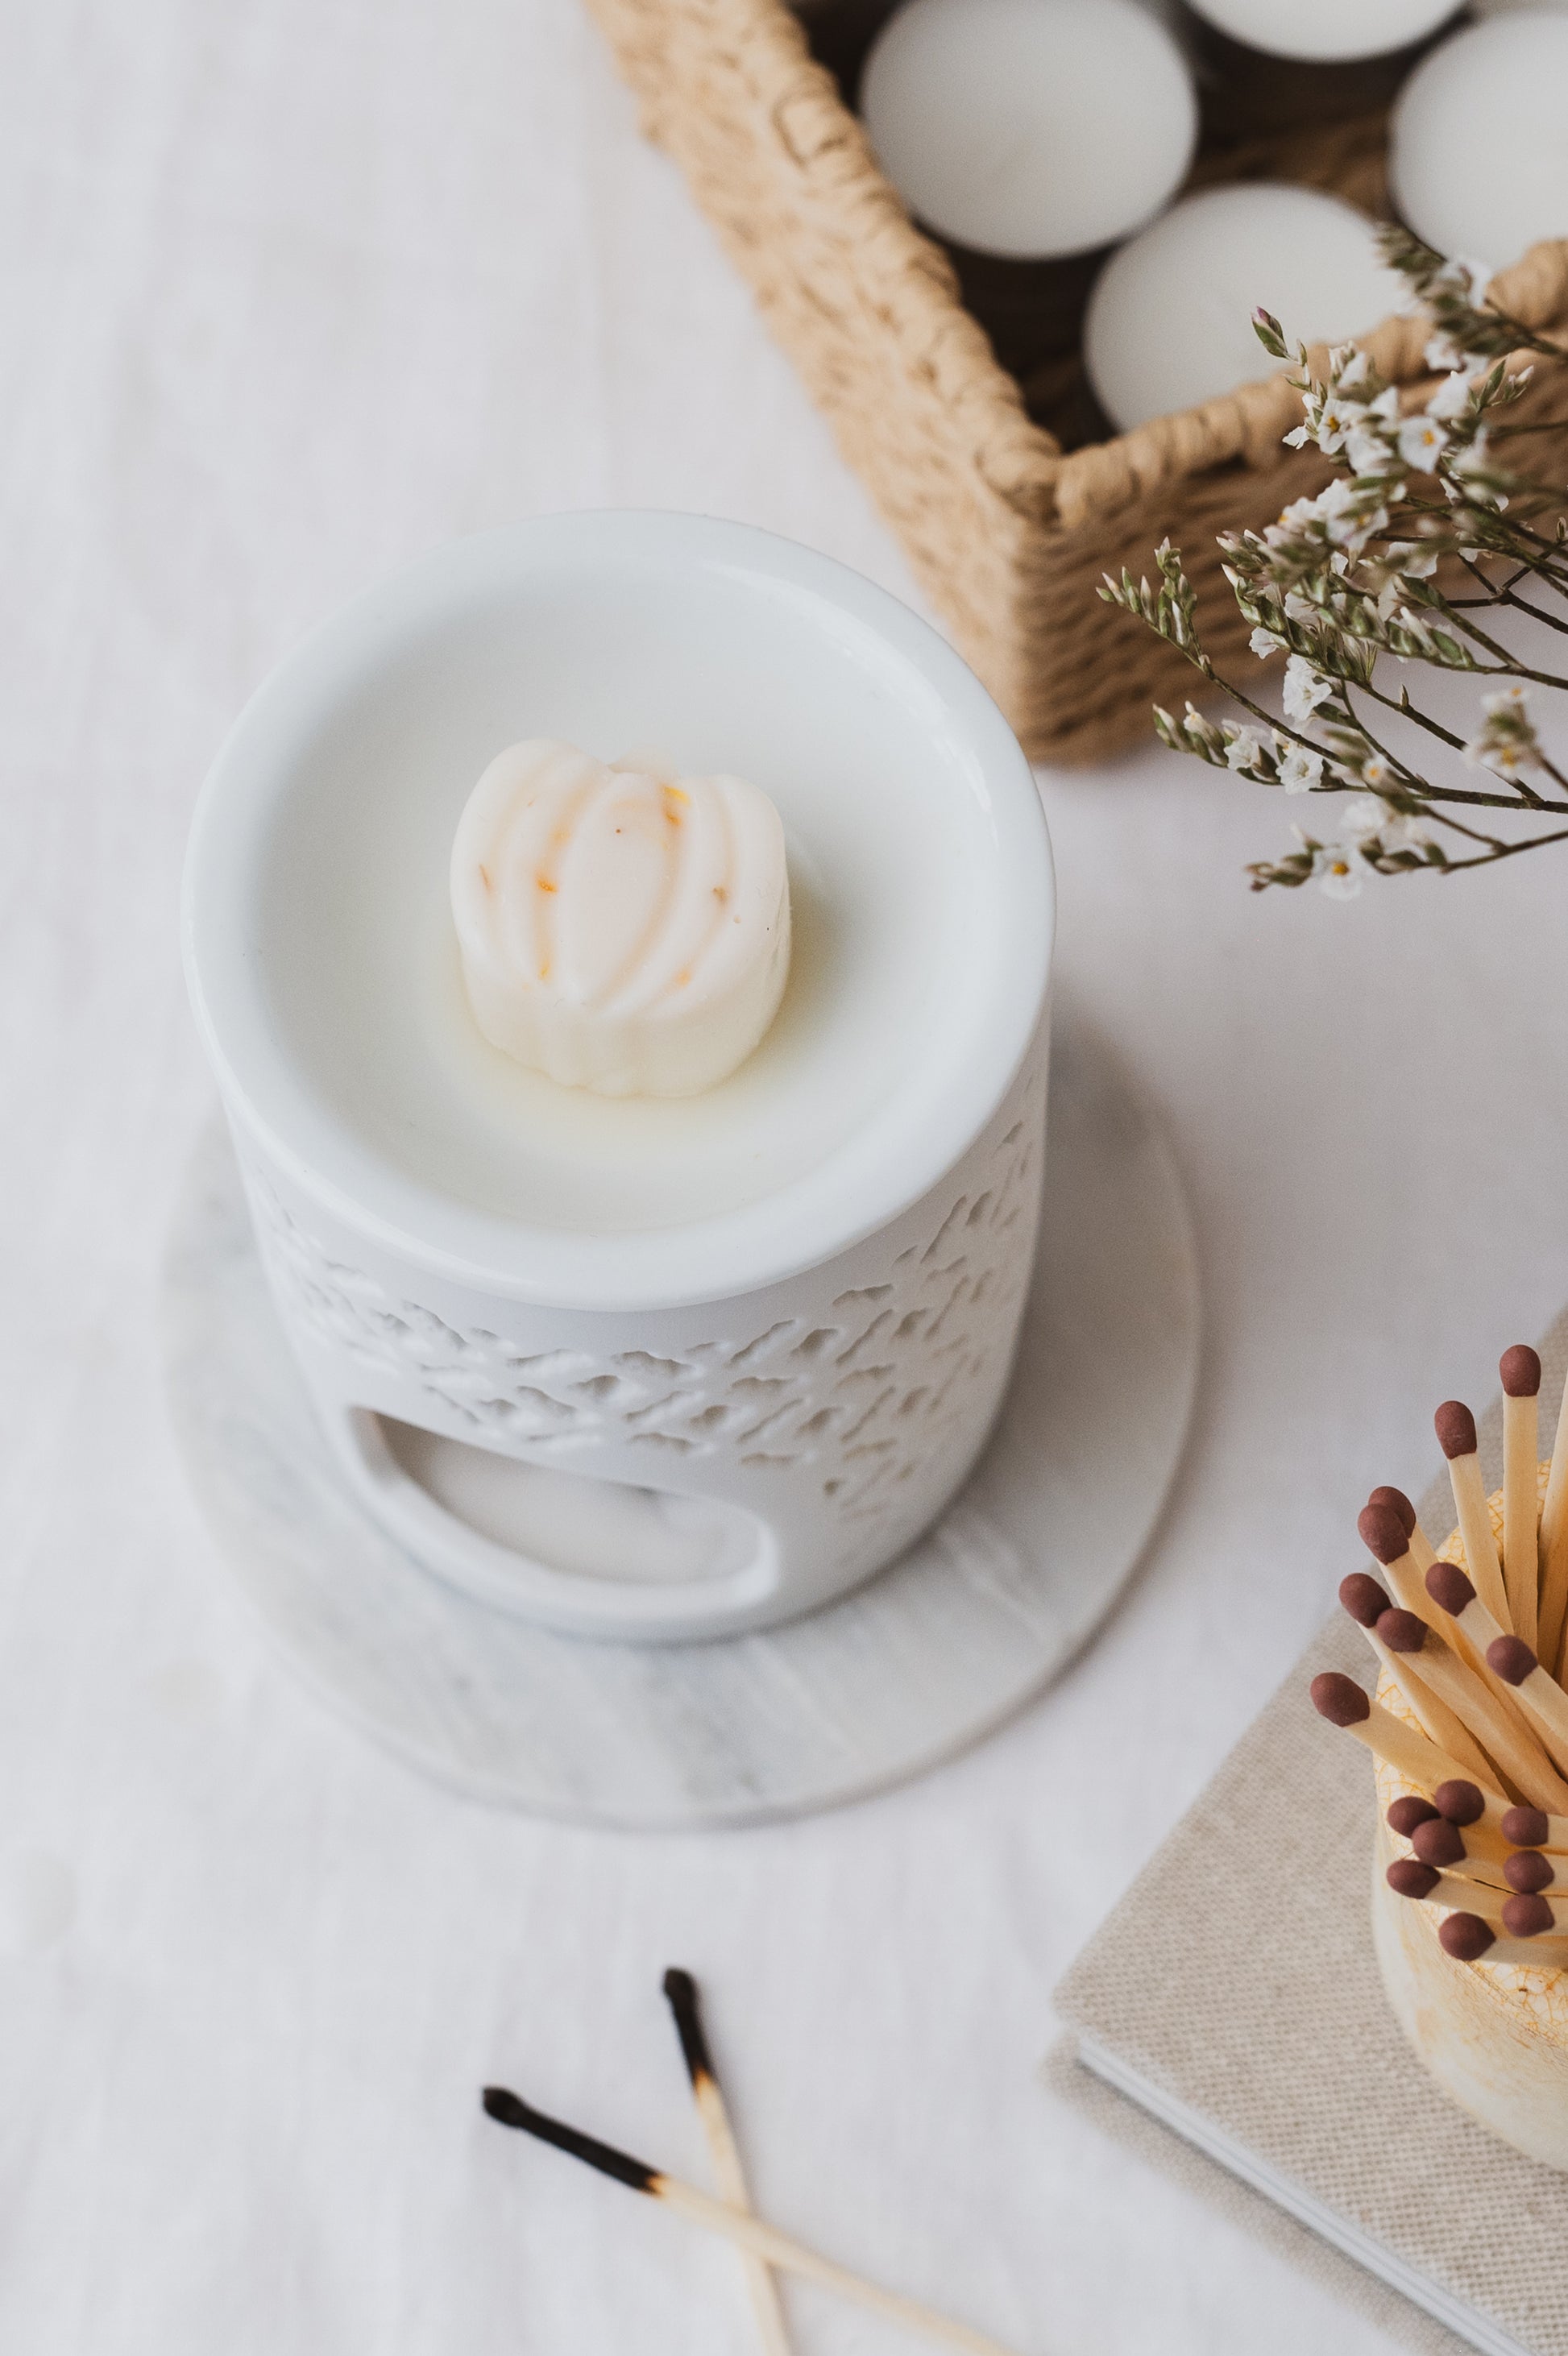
top-left (1312, 1344), bottom-right (1568, 1971)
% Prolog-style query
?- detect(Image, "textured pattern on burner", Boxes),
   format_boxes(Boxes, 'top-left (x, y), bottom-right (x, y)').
top-left (252, 1100), bottom-right (1039, 1534)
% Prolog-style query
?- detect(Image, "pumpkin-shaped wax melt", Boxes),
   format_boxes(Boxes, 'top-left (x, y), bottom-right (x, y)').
top-left (450, 740), bottom-right (790, 1097)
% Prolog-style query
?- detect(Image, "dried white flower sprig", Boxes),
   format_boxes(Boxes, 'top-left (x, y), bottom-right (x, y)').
top-left (1101, 228), bottom-right (1568, 896)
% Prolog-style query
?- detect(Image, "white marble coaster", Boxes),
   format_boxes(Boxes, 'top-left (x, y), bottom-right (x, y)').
top-left (160, 1016), bottom-right (1200, 1829)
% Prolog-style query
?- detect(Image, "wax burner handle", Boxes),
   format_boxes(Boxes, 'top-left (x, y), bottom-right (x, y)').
top-left (330, 1408), bottom-right (782, 1641)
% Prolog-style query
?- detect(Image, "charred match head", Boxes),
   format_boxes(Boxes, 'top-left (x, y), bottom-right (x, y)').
top-left (1425, 1561), bottom-right (1476, 1618)
top-left (1339, 1572), bottom-right (1392, 1626)
top-left (1500, 1346), bottom-right (1541, 1399)
top-left (1438, 1912), bottom-right (1496, 1961)
top-left (1311, 1672), bottom-right (1370, 1727)
top-left (662, 1968), bottom-right (716, 2093)
top-left (1434, 1401), bottom-right (1478, 1461)
top-left (481, 2087), bottom-right (657, 2192)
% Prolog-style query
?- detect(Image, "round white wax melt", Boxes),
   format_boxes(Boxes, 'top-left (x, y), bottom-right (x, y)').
top-left (1084, 185), bottom-right (1405, 433)
top-left (1184, 0), bottom-right (1462, 60)
top-left (860, 0), bottom-right (1197, 260)
top-left (450, 740), bottom-right (790, 1098)
top-left (1390, 15), bottom-right (1568, 275)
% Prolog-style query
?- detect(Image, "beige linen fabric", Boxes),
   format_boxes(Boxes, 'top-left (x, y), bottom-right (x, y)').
top-left (1051, 1313), bottom-right (1568, 2356)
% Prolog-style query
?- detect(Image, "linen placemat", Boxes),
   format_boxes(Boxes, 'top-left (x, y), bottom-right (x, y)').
top-left (1050, 1312), bottom-right (1568, 2356)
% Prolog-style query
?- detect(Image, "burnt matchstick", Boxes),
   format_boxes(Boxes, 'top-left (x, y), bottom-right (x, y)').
top-left (662, 1970), bottom-right (790, 2356)
top-left (1425, 1564), bottom-right (1568, 1801)
top-left (1500, 1347), bottom-right (1542, 1653)
top-left (1375, 1605), bottom-right (1561, 1804)
top-left (1434, 1402), bottom-right (1513, 1632)
top-left (480, 2088), bottom-right (1023, 2356)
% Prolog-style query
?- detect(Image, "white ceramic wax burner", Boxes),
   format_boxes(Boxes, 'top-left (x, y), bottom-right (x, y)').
top-left (183, 515), bottom-right (1054, 1643)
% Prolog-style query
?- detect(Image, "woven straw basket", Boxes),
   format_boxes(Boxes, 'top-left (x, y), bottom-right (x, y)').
top-left (581, 0), bottom-right (1568, 764)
